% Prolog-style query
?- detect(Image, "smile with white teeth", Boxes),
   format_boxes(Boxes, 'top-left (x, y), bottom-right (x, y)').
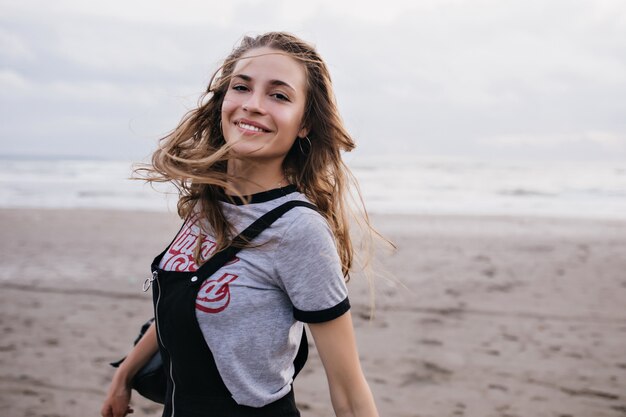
top-left (237, 122), bottom-right (268, 133)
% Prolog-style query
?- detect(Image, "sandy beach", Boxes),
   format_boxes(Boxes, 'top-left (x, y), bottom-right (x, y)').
top-left (1, 208), bottom-right (625, 417)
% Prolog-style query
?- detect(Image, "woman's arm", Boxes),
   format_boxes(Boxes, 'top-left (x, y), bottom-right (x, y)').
top-left (308, 311), bottom-right (379, 417)
top-left (101, 322), bottom-right (159, 417)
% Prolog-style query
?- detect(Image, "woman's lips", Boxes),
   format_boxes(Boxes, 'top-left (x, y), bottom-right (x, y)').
top-left (235, 119), bottom-right (271, 133)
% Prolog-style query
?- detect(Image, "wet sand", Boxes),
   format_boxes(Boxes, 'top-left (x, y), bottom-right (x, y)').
top-left (1, 208), bottom-right (625, 417)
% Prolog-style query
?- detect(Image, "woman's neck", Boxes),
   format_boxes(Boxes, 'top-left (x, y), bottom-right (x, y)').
top-left (226, 159), bottom-right (287, 196)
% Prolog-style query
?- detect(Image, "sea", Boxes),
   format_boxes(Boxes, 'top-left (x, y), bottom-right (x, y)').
top-left (1, 155), bottom-right (625, 220)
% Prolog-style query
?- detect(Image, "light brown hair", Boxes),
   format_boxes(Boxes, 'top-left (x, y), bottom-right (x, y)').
top-left (137, 32), bottom-right (373, 278)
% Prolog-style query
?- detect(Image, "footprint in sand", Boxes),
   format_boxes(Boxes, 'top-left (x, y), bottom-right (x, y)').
top-left (453, 403), bottom-right (466, 416)
top-left (44, 338), bottom-right (59, 346)
top-left (502, 333), bottom-right (518, 342)
top-left (576, 244), bottom-right (590, 262)
top-left (419, 338), bottom-right (443, 346)
top-left (560, 386), bottom-right (620, 400)
top-left (420, 317), bottom-right (444, 325)
top-left (296, 402), bottom-right (311, 411)
top-left (373, 377), bottom-right (387, 385)
top-left (445, 288), bottom-right (462, 297)
top-left (0, 343), bottom-right (16, 352)
top-left (488, 384), bottom-right (508, 392)
top-left (400, 361), bottom-right (453, 386)
top-left (482, 267), bottom-right (496, 277)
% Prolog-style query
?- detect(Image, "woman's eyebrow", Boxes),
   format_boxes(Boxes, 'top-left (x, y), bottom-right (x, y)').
top-left (233, 74), bottom-right (296, 92)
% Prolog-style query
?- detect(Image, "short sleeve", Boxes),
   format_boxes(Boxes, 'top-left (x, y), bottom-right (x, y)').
top-left (274, 210), bottom-right (350, 323)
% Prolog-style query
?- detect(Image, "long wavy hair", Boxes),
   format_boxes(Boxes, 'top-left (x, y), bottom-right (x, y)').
top-left (137, 32), bottom-right (373, 278)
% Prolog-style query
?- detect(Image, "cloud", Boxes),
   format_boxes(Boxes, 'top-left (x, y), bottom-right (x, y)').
top-left (1, 0), bottom-right (625, 160)
top-left (0, 69), bottom-right (31, 92)
top-left (586, 131), bottom-right (626, 148)
top-left (53, 24), bottom-right (193, 75)
top-left (0, 68), bottom-right (196, 108)
top-left (0, 0), bottom-right (240, 25)
top-left (483, 132), bottom-right (625, 148)
top-left (0, 27), bottom-right (35, 62)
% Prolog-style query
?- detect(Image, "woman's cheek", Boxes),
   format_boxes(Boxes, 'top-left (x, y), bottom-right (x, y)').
top-left (221, 97), bottom-right (237, 114)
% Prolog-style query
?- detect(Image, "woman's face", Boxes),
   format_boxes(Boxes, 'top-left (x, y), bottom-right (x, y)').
top-left (221, 46), bottom-right (309, 162)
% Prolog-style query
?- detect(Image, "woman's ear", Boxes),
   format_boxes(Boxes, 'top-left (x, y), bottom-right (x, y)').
top-left (298, 126), bottom-right (310, 139)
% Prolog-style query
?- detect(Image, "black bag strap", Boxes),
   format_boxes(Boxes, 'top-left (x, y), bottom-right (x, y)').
top-left (193, 199), bottom-right (318, 281)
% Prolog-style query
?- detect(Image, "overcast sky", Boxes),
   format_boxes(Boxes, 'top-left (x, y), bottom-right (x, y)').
top-left (1, 0), bottom-right (625, 162)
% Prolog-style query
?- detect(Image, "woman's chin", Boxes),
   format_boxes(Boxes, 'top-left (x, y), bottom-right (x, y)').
top-left (230, 143), bottom-right (265, 157)
top-left (229, 143), bottom-right (291, 162)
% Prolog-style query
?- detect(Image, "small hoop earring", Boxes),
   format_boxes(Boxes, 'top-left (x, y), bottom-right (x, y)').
top-left (298, 136), bottom-right (312, 155)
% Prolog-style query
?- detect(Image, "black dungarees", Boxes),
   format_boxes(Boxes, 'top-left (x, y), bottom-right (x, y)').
top-left (149, 201), bottom-right (313, 417)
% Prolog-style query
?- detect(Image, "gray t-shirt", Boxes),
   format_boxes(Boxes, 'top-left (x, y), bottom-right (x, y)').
top-left (158, 186), bottom-right (350, 407)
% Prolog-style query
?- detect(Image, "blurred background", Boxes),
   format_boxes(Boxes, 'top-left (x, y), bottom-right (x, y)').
top-left (2, 2), bottom-right (626, 416)
top-left (1, 0), bottom-right (625, 217)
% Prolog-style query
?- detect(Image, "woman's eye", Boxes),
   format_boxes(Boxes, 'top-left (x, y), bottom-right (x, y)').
top-left (272, 92), bottom-right (290, 102)
top-left (232, 84), bottom-right (248, 92)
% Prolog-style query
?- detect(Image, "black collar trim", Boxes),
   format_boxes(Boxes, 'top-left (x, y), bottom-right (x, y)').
top-left (219, 184), bottom-right (298, 205)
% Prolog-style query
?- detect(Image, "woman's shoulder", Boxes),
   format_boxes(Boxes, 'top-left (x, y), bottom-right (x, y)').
top-left (275, 194), bottom-right (336, 248)
top-left (281, 193), bottom-right (329, 227)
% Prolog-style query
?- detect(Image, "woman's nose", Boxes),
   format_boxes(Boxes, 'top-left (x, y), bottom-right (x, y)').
top-left (242, 92), bottom-right (265, 114)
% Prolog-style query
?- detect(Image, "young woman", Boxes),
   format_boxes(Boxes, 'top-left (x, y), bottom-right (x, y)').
top-left (101, 32), bottom-right (380, 417)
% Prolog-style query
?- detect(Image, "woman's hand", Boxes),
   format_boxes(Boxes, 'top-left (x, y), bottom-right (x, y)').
top-left (308, 311), bottom-right (379, 417)
top-left (101, 322), bottom-right (159, 417)
top-left (101, 372), bottom-right (134, 417)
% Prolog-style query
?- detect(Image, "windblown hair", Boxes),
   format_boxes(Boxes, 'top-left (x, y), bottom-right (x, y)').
top-left (136, 32), bottom-right (367, 278)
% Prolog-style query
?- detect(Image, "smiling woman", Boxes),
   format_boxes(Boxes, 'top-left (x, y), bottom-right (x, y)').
top-left (100, 32), bottom-right (381, 417)
top-left (221, 47), bottom-right (310, 170)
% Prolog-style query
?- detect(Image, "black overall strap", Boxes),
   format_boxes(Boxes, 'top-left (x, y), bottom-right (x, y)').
top-left (194, 200), bottom-right (318, 280)
top-left (194, 199), bottom-right (317, 379)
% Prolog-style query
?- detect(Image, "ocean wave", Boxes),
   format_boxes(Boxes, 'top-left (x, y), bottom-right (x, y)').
top-left (2, 157), bottom-right (625, 219)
